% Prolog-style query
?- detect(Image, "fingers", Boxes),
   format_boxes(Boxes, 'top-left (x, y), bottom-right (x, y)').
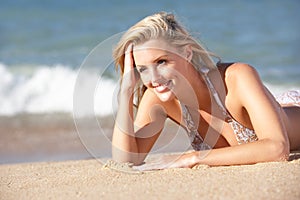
top-left (132, 163), bottom-right (163, 171)
top-left (122, 43), bottom-right (140, 88)
top-left (132, 165), bottom-right (147, 171)
top-left (132, 157), bottom-right (170, 171)
top-left (125, 43), bottom-right (133, 55)
top-left (124, 43), bottom-right (134, 74)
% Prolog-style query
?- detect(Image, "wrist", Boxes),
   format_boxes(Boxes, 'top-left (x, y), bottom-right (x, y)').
top-left (190, 151), bottom-right (201, 166)
top-left (179, 152), bottom-right (200, 168)
top-left (189, 151), bottom-right (208, 166)
top-left (120, 84), bottom-right (135, 96)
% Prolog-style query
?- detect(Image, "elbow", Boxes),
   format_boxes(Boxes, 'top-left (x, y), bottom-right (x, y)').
top-left (268, 140), bottom-right (290, 162)
top-left (112, 156), bottom-right (144, 166)
top-left (112, 146), bottom-right (144, 165)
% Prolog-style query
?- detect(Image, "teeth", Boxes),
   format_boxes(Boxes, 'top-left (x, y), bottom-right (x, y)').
top-left (156, 85), bottom-right (165, 89)
top-left (155, 82), bottom-right (167, 88)
top-left (156, 83), bottom-right (166, 88)
top-left (154, 81), bottom-right (171, 92)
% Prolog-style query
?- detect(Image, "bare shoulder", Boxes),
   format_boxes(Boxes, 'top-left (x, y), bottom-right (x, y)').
top-left (135, 89), bottom-right (170, 124)
top-left (136, 89), bottom-right (179, 123)
top-left (224, 62), bottom-right (262, 93)
top-left (137, 89), bottom-right (164, 114)
top-left (139, 89), bottom-right (165, 108)
top-left (225, 62), bottom-right (259, 81)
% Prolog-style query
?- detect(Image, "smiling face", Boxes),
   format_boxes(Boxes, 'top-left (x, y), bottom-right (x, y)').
top-left (133, 39), bottom-right (191, 102)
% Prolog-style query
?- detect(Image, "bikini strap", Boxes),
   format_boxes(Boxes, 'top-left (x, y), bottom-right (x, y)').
top-left (200, 68), bottom-right (232, 121)
top-left (180, 103), bottom-right (211, 150)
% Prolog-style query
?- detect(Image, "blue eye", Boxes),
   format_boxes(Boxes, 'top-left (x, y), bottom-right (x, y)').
top-left (137, 67), bottom-right (146, 73)
top-left (157, 59), bottom-right (166, 65)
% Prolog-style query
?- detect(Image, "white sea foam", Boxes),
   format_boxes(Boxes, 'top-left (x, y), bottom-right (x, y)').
top-left (0, 63), bottom-right (298, 116)
top-left (0, 63), bottom-right (118, 116)
top-left (264, 83), bottom-right (300, 97)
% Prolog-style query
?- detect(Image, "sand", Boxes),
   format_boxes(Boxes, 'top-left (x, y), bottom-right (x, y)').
top-left (1, 115), bottom-right (300, 199)
top-left (1, 153), bottom-right (300, 200)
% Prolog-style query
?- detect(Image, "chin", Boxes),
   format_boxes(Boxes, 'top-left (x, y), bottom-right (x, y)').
top-left (156, 91), bottom-right (176, 102)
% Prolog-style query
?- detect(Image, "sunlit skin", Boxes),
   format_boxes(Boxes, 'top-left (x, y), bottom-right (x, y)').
top-left (112, 39), bottom-right (300, 170)
top-left (133, 40), bottom-right (198, 104)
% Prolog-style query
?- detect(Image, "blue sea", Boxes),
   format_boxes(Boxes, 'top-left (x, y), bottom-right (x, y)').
top-left (1, 0), bottom-right (300, 116)
top-left (0, 0), bottom-right (300, 164)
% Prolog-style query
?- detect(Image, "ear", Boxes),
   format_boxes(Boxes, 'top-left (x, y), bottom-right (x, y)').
top-left (184, 45), bottom-right (193, 62)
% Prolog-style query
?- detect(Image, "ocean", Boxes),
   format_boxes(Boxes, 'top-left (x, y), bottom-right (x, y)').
top-left (1, 0), bottom-right (299, 163)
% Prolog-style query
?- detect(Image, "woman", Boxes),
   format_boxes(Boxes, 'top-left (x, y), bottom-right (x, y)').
top-left (112, 12), bottom-right (300, 170)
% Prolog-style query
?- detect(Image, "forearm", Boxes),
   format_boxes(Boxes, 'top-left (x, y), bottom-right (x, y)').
top-left (112, 89), bottom-right (139, 163)
top-left (191, 139), bottom-right (289, 166)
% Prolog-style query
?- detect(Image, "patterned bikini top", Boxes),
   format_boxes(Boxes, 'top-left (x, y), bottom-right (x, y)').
top-left (181, 68), bottom-right (258, 151)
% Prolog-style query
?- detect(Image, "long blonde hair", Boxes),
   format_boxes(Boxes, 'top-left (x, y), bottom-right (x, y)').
top-left (113, 12), bottom-right (220, 107)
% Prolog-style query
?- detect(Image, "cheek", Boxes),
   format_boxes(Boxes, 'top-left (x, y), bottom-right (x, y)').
top-left (139, 73), bottom-right (151, 85)
top-left (157, 66), bottom-right (176, 78)
top-left (139, 66), bottom-right (183, 86)
top-left (159, 67), bottom-right (183, 83)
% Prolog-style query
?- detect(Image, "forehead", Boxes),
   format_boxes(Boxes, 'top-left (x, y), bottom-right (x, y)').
top-left (133, 40), bottom-right (180, 64)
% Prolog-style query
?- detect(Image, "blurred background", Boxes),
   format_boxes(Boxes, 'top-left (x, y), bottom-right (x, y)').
top-left (0, 0), bottom-right (299, 164)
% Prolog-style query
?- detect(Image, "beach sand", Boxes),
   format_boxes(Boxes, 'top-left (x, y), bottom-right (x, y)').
top-left (1, 153), bottom-right (300, 200)
top-left (1, 114), bottom-right (300, 199)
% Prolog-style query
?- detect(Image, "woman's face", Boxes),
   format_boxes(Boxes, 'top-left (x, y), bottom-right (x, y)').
top-left (133, 39), bottom-right (190, 102)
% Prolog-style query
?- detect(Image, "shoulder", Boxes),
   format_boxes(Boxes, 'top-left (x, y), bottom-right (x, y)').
top-left (223, 62), bottom-right (266, 105)
top-left (136, 89), bottom-right (177, 122)
top-left (225, 62), bottom-right (259, 81)
top-left (137, 89), bottom-right (163, 113)
top-left (137, 89), bottom-right (180, 120)
top-left (224, 62), bottom-right (262, 91)
top-left (140, 89), bottom-right (178, 109)
top-left (224, 63), bottom-right (273, 109)
top-left (139, 89), bottom-right (163, 107)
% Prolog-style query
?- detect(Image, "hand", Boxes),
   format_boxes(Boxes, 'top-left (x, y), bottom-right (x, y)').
top-left (132, 153), bottom-right (195, 171)
top-left (122, 43), bottom-right (139, 91)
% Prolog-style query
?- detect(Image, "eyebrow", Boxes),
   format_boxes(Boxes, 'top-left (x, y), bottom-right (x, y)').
top-left (136, 55), bottom-right (168, 68)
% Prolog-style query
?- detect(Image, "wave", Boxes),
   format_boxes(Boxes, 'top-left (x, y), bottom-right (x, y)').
top-left (0, 63), bottom-right (118, 116)
top-left (0, 63), bottom-right (299, 116)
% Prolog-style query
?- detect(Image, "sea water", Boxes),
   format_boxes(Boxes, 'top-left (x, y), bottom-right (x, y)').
top-left (1, 0), bottom-right (299, 116)
top-left (1, 0), bottom-right (300, 163)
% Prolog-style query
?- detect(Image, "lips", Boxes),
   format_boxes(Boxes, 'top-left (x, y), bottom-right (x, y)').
top-left (153, 80), bottom-right (172, 93)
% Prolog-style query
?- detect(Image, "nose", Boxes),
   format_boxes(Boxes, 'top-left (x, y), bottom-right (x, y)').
top-left (150, 67), bottom-right (162, 86)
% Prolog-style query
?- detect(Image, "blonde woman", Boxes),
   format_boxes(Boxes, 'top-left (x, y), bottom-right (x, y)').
top-left (112, 12), bottom-right (300, 170)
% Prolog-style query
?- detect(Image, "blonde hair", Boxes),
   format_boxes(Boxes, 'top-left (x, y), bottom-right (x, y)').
top-left (113, 12), bottom-right (220, 107)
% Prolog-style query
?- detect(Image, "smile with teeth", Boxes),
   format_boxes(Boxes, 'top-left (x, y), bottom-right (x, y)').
top-left (153, 80), bottom-right (172, 93)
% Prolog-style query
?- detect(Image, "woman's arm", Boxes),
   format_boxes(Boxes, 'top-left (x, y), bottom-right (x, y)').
top-left (133, 63), bottom-right (290, 170)
top-left (112, 89), bottom-right (167, 165)
top-left (112, 44), bottom-right (138, 163)
top-left (112, 44), bottom-right (167, 165)
top-left (133, 138), bottom-right (288, 171)
top-left (235, 63), bottom-right (290, 158)
top-left (112, 88), bottom-right (139, 163)
top-left (198, 63), bottom-right (290, 166)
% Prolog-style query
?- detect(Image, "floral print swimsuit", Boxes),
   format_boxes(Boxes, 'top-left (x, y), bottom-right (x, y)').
top-left (181, 68), bottom-right (300, 151)
top-left (181, 68), bottom-right (258, 150)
